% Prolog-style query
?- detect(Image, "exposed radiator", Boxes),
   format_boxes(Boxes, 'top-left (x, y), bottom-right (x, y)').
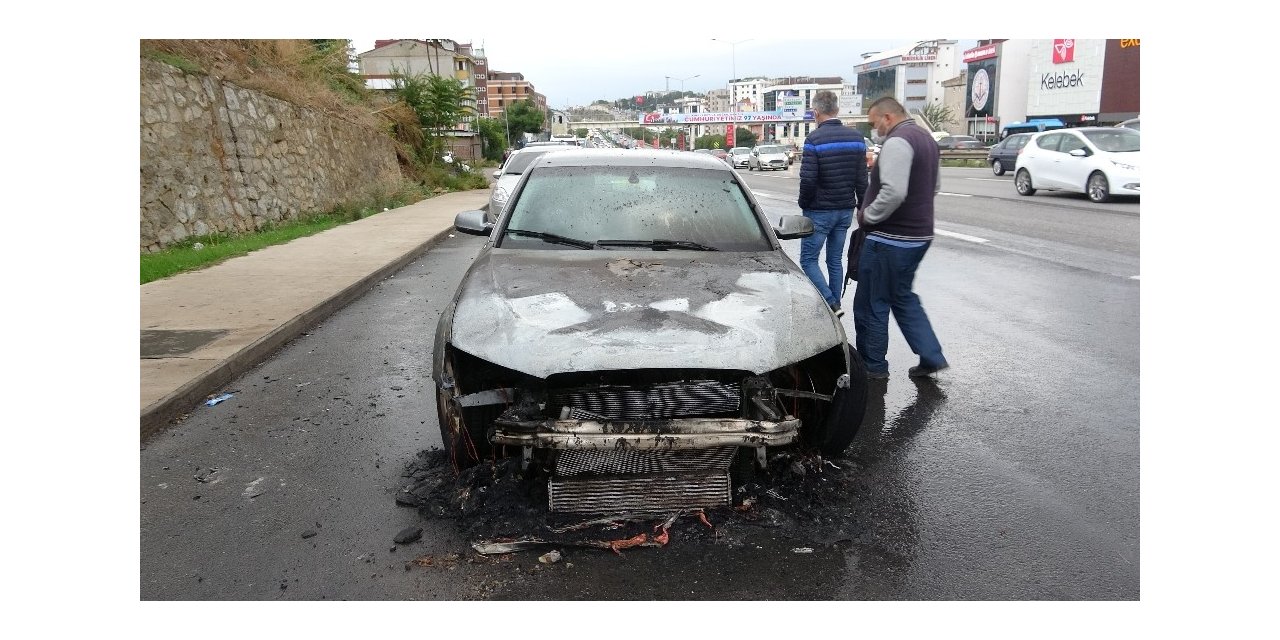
top-left (548, 446), bottom-right (736, 513)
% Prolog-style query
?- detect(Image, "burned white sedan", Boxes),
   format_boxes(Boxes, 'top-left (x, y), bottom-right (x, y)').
top-left (433, 149), bottom-right (867, 513)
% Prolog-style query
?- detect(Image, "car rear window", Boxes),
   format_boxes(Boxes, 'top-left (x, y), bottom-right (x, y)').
top-left (501, 166), bottom-right (771, 251)
top-left (503, 150), bottom-right (558, 174)
top-left (1082, 129), bottom-right (1140, 152)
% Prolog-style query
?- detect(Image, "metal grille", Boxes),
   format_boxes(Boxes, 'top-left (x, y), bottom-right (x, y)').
top-left (555, 446), bottom-right (737, 476)
top-left (550, 380), bottom-right (740, 420)
top-left (549, 473), bottom-right (732, 513)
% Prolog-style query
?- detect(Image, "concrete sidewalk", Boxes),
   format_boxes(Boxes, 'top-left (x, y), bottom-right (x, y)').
top-left (140, 189), bottom-right (489, 440)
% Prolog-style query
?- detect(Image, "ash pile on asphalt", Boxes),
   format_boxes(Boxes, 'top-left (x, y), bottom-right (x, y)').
top-left (395, 448), bottom-right (866, 549)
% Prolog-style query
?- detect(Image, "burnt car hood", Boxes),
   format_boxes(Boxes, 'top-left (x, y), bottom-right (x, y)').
top-left (448, 249), bottom-right (843, 379)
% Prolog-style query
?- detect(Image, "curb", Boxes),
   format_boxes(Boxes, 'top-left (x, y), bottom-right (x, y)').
top-left (139, 224), bottom-right (458, 443)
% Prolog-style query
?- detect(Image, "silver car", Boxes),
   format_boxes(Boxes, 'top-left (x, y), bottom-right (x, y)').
top-left (729, 147), bottom-right (751, 169)
top-left (748, 144), bottom-right (789, 171)
top-left (439, 149), bottom-right (869, 513)
top-left (488, 146), bottom-right (573, 222)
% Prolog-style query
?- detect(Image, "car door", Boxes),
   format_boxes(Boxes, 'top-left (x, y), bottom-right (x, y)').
top-left (1053, 131), bottom-right (1092, 194)
top-left (1029, 132), bottom-right (1065, 188)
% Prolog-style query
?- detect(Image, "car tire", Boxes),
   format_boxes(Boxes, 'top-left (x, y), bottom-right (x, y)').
top-left (1015, 169), bottom-right (1036, 196)
top-left (435, 356), bottom-right (492, 469)
top-left (1087, 172), bottom-right (1111, 203)
top-left (992, 159), bottom-right (1005, 176)
top-left (807, 344), bottom-right (869, 457)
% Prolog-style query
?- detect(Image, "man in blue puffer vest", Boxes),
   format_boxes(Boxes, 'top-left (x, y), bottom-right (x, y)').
top-left (798, 90), bottom-right (868, 318)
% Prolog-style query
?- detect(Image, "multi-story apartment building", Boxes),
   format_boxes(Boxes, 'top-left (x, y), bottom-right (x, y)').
top-left (357, 39), bottom-right (483, 128)
top-left (729, 77), bottom-right (771, 112)
top-left (487, 71), bottom-right (546, 117)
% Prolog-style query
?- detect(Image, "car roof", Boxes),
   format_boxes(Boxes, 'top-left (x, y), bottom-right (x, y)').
top-left (527, 148), bottom-right (733, 170)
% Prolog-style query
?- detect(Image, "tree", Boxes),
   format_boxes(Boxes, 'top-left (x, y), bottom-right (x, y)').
top-left (476, 117), bottom-right (508, 161)
top-left (733, 127), bottom-right (757, 148)
top-left (917, 102), bottom-right (957, 132)
top-left (503, 99), bottom-right (546, 145)
top-left (391, 70), bottom-right (473, 159)
top-left (573, 128), bottom-right (589, 138)
top-left (696, 134), bottom-right (726, 150)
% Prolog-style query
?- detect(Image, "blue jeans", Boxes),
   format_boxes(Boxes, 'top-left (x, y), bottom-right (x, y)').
top-left (800, 209), bottom-right (853, 308)
top-left (852, 238), bottom-right (946, 374)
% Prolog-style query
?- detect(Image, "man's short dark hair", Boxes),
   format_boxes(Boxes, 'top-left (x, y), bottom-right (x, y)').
top-left (869, 96), bottom-right (907, 116)
top-left (812, 90), bottom-right (839, 116)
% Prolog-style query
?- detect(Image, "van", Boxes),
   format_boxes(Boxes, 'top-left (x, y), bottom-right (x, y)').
top-left (1000, 118), bottom-right (1066, 139)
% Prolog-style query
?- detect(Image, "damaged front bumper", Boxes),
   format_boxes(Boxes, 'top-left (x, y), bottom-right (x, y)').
top-left (491, 416), bottom-right (801, 450)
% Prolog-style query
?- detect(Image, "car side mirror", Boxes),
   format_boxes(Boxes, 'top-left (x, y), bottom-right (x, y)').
top-left (773, 215), bottom-right (814, 240)
top-left (492, 170), bottom-right (502, 179)
top-left (1069, 148), bottom-right (1089, 158)
top-left (454, 210), bottom-right (493, 237)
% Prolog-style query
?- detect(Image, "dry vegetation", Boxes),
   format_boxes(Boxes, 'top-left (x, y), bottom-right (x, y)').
top-left (141, 39), bottom-right (452, 179)
top-left (142, 39), bottom-right (381, 128)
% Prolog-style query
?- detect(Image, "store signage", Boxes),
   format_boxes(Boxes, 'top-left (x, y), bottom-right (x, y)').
top-left (1053, 39), bottom-right (1075, 64)
top-left (1079, 115), bottom-right (1096, 122)
top-left (963, 44), bottom-right (998, 62)
top-left (1041, 70), bottom-right (1085, 90)
top-left (1120, 39), bottom-right (1140, 48)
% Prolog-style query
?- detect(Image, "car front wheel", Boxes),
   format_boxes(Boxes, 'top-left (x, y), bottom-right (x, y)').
top-left (992, 159), bottom-right (1005, 176)
top-left (1015, 169), bottom-right (1036, 196)
top-left (436, 356), bottom-right (491, 469)
top-left (808, 344), bottom-right (869, 457)
top-left (1087, 172), bottom-right (1111, 203)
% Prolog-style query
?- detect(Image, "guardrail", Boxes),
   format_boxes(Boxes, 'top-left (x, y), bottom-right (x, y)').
top-left (938, 150), bottom-right (990, 160)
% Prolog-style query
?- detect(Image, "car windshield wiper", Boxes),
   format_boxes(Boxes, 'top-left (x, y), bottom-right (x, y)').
top-left (504, 228), bottom-right (595, 249)
top-left (596, 239), bottom-right (720, 251)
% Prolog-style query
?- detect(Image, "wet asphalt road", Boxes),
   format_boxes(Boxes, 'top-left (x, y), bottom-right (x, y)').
top-left (140, 166), bottom-right (1139, 600)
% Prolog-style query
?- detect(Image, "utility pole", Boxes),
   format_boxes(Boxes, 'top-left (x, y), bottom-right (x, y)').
top-left (713, 39), bottom-right (752, 147)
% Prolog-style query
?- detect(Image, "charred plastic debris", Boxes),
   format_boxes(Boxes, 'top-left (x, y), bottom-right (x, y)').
top-left (396, 443), bottom-right (866, 559)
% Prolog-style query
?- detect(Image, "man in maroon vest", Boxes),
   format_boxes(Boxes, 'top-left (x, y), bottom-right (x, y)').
top-left (853, 97), bottom-right (949, 379)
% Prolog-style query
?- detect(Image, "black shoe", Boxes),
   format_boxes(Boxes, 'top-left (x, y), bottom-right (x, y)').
top-left (830, 304), bottom-right (845, 318)
top-left (908, 363), bottom-right (950, 377)
top-left (866, 370), bottom-right (889, 380)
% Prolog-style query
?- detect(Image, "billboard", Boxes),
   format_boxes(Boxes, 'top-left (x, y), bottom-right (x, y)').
top-left (856, 67), bottom-right (896, 114)
top-left (966, 57), bottom-right (998, 119)
top-left (1025, 39), bottom-right (1105, 117)
top-left (640, 110), bottom-right (813, 124)
top-left (1100, 39), bottom-right (1140, 118)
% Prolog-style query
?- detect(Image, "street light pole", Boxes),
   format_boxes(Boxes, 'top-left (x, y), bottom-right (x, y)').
top-left (713, 38), bottom-right (752, 146)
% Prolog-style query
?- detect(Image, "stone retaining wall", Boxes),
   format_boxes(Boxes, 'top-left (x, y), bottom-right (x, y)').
top-left (140, 58), bottom-right (401, 252)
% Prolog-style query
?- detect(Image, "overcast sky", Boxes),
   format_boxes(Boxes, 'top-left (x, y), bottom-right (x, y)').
top-left (353, 37), bottom-right (970, 108)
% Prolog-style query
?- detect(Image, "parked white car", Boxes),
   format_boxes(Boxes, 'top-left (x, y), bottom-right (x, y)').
top-left (488, 146), bottom-right (573, 222)
top-left (1014, 127), bottom-right (1140, 203)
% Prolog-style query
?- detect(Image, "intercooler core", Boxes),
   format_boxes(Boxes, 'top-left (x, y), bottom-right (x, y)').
top-left (548, 446), bottom-right (737, 513)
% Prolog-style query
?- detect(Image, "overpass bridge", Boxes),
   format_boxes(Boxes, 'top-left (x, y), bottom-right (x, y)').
top-left (570, 115), bottom-right (873, 131)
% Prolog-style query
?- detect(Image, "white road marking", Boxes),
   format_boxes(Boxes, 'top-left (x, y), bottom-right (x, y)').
top-left (938, 192), bottom-right (973, 197)
top-left (1130, 275), bottom-right (1140, 280)
top-left (964, 178), bottom-right (1011, 182)
top-left (752, 191), bottom-right (793, 201)
top-left (934, 229), bottom-right (989, 244)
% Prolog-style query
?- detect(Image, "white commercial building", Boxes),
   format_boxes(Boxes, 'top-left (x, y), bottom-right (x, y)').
top-left (852, 40), bottom-right (962, 116)
top-left (760, 77), bottom-right (846, 146)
